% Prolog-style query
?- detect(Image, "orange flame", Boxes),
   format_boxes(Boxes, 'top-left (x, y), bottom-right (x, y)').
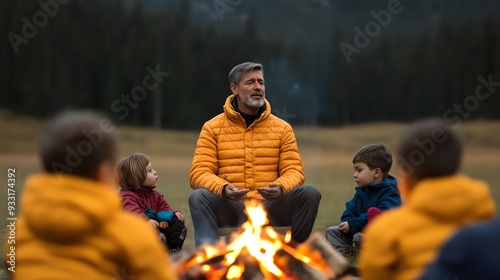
top-left (178, 200), bottom-right (335, 279)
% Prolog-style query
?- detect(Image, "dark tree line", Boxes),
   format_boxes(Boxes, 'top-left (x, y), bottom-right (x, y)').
top-left (325, 14), bottom-right (500, 126)
top-left (1, 0), bottom-right (499, 129)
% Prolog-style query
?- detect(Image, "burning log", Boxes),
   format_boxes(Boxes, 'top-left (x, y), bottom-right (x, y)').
top-left (172, 201), bottom-right (350, 280)
top-left (274, 249), bottom-right (330, 280)
top-left (295, 232), bottom-right (350, 277)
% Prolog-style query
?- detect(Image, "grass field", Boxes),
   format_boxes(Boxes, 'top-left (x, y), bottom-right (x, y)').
top-left (1, 110), bottom-right (500, 251)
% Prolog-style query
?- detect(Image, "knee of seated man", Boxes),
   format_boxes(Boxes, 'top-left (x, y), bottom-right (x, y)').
top-left (188, 188), bottom-right (213, 204)
top-left (298, 184), bottom-right (322, 200)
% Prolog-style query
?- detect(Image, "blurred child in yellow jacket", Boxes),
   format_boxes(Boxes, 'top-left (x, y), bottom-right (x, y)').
top-left (5, 111), bottom-right (177, 280)
top-left (358, 119), bottom-right (495, 280)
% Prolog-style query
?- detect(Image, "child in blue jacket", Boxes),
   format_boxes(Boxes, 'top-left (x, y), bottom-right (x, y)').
top-left (325, 143), bottom-right (401, 257)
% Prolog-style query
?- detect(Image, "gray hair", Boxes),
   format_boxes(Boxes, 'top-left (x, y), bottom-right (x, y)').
top-left (228, 62), bottom-right (264, 85)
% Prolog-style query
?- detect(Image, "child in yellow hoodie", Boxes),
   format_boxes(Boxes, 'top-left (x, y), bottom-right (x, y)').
top-left (5, 111), bottom-right (177, 280)
top-left (358, 119), bottom-right (495, 280)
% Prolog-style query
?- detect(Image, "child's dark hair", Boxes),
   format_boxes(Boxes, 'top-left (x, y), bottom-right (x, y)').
top-left (397, 119), bottom-right (463, 182)
top-left (39, 110), bottom-right (117, 179)
top-left (117, 153), bottom-right (151, 190)
top-left (353, 144), bottom-right (393, 178)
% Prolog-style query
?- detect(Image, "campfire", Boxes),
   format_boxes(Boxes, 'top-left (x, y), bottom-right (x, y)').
top-left (173, 200), bottom-right (349, 280)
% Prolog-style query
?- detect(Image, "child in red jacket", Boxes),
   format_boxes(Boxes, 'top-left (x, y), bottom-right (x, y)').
top-left (118, 153), bottom-right (187, 253)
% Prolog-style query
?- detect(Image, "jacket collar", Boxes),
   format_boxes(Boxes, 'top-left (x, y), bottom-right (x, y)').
top-left (223, 94), bottom-right (271, 126)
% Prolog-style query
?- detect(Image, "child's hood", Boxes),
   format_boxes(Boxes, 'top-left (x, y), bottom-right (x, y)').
top-left (359, 175), bottom-right (398, 190)
top-left (409, 175), bottom-right (495, 221)
top-left (20, 173), bottom-right (121, 244)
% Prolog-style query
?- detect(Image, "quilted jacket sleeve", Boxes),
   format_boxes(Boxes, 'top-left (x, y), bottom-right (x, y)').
top-left (189, 122), bottom-right (229, 197)
top-left (273, 124), bottom-right (305, 193)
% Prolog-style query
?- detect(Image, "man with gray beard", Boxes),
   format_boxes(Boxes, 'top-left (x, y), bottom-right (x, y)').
top-left (188, 62), bottom-right (321, 246)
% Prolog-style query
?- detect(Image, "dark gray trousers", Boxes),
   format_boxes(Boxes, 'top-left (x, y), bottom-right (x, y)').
top-left (189, 185), bottom-right (321, 246)
top-left (325, 226), bottom-right (364, 257)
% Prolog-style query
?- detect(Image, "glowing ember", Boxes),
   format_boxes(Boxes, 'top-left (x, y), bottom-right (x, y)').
top-left (226, 264), bottom-right (244, 279)
top-left (175, 200), bottom-right (348, 280)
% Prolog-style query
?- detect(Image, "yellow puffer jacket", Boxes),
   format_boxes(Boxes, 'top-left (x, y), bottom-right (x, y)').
top-left (189, 94), bottom-right (305, 201)
top-left (6, 174), bottom-right (177, 280)
top-left (358, 175), bottom-right (495, 280)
